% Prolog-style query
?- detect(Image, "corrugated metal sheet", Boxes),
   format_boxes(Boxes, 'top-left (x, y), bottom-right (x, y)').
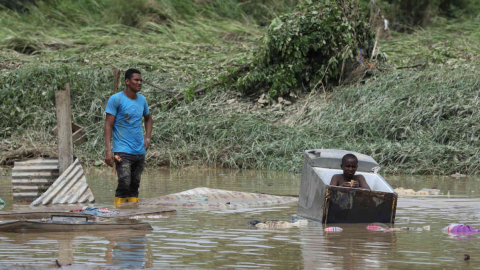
top-left (31, 158), bottom-right (95, 206)
top-left (12, 158), bottom-right (59, 202)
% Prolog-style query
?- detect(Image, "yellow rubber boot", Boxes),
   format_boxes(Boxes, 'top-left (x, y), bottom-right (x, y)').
top-left (114, 197), bottom-right (127, 207)
top-left (126, 197), bottom-right (140, 203)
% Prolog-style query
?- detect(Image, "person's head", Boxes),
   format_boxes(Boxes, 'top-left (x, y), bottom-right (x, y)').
top-left (125, 68), bottom-right (142, 93)
top-left (341, 154), bottom-right (358, 178)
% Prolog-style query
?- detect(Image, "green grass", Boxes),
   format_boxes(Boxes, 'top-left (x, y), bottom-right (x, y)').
top-left (380, 18), bottom-right (480, 66)
top-left (1, 0), bottom-right (480, 175)
top-left (2, 65), bottom-right (480, 174)
top-left (141, 67), bottom-right (480, 174)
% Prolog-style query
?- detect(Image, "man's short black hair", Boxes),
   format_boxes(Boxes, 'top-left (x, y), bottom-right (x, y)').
top-left (342, 153), bottom-right (358, 164)
top-left (125, 68), bottom-right (141, 80)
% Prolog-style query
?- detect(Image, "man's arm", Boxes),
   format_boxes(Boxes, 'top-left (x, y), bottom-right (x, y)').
top-left (143, 114), bottom-right (153, 151)
top-left (104, 113), bottom-right (115, 167)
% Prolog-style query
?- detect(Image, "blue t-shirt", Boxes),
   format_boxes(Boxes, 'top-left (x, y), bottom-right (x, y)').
top-left (105, 91), bottom-right (149, 155)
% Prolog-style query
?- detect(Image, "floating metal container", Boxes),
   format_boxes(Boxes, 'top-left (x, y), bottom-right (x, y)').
top-left (297, 149), bottom-right (397, 224)
top-left (31, 158), bottom-right (95, 206)
top-left (12, 158), bottom-right (59, 202)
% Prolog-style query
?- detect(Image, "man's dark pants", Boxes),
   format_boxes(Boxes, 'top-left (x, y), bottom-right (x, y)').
top-left (114, 152), bottom-right (145, 199)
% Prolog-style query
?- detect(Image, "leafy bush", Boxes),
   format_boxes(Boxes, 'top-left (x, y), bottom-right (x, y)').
top-left (236, 0), bottom-right (376, 98)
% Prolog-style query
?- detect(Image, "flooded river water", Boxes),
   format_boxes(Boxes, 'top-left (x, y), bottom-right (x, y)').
top-left (0, 167), bottom-right (479, 269)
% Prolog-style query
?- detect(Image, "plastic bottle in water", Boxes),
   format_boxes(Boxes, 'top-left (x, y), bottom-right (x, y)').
top-left (324, 227), bottom-right (343, 232)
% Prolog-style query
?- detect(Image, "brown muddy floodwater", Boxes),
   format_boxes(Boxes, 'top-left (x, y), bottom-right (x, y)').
top-left (0, 167), bottom-right (480, 269)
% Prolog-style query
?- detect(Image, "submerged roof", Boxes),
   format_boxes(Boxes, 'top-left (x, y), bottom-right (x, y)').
top-left (140, 187), bottom-right (298, 209)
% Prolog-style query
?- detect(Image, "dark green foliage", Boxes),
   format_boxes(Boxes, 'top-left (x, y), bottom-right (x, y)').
top-left (366, 0), bottom-right (480, 31)
top-left (0, 0), bottom-right (37, 12)
top-left (237, 0), bottom-right (376, 98)
top-left (0, 67), bottom-right (110, 134)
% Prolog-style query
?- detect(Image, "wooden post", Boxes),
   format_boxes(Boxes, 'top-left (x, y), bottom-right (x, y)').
top-left (55, 83), bottom-right (74, 174)
top-left (113, 67), bottom-right (121, 92)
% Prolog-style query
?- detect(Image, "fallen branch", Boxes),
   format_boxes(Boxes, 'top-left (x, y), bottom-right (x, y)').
top-left (396, 62), bottom-right (427, 69)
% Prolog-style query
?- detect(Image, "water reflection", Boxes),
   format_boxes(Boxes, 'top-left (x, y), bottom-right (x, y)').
top-left (106, 232), bottom-right (153, 268)
top-left (0, 231), bottom-right (152, 268)
top-left (300, 223), bottom-right (397, 270)
top-left (0, 167), bottom-right (480, 269)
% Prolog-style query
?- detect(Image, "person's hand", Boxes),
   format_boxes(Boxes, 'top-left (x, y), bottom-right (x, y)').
top-left (143, 137), bottom-right (151, 151)
top-left (105, 150), bottom-right (114, 167)
top-left (340, 182), bottom-right (352, 187)
top-left (351, 181), bottom-right (359, 188)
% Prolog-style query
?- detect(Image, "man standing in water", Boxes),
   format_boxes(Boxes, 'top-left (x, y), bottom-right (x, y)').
top-left (104, 68), bottom-right (153, 207)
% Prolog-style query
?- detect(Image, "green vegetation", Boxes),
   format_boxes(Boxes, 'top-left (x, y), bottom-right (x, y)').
top-left (382, 19), bottom-right (480, 66)
top-left (142, 67), bottom-right (480, 174)
top-left (1, 0), bottom-right (480, 174)
top-left (237, 0), bottom-right (376, 98)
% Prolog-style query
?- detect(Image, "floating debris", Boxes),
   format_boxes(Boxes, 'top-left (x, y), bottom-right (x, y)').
top-left (250, 220), bottom-right (308, 229)
top-left (442, 224), bottom-right (480, 236)
top-left (70, 206), bottom-right (118, 217)
top-left (415, 189), bottom-right (440, 195)
top-left (129, 215), bottom-right (169, 220)
top-left (395, 188), bottom-right (440, 195)
top-left (367, 223), bottom-right (430, 232)
top-left (366, 223), bottom-right (389, 231)
top-left (324, 227), bottom-right (343, 232)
